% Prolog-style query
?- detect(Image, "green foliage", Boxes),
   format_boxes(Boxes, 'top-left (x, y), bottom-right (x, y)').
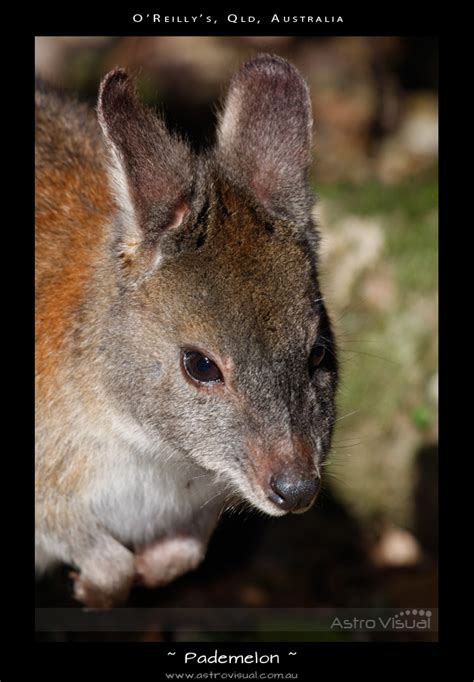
top-left (315, 170), bottom-right (438, 525)
top-left (411, 405), bottom-right (434, 431)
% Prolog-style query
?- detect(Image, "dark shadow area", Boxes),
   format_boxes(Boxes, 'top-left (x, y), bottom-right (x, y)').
top-left (414, 443), bottom-right (439, 557)
top-left (36, 489), bottom-right (433, 641)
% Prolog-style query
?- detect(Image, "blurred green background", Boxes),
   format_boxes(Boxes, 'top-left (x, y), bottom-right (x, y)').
top-left (35, 36), bottom-right (438, 641)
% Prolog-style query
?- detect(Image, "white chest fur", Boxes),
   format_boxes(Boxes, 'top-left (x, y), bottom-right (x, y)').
top-left (87, 443), bottom-right (223, 548)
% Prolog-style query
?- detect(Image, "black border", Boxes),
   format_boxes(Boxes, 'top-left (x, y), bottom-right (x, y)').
top-left (5, 5), bottom-right (446, 677)
top-left (34, 7), bottom-right (438, 36)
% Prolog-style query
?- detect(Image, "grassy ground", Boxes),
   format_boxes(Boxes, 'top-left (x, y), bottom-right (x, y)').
top-left (315, 170), bottom-right (438, 529)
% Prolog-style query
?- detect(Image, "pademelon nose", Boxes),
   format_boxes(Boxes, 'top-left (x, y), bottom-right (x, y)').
top-left (268, 473), bottom-right (320, 513)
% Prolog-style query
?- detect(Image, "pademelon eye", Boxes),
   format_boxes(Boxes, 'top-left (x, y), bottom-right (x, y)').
top-left (182, 350), bottom-right (224, 385)
top-left (308, 345), bottom-right (326, 376)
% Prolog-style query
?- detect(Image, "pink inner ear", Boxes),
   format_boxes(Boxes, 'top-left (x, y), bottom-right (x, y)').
top-left (168, 203), bottom-right (189, 230)
top-left (252, 177), bottom-right (270, 205)
top-left (252, 167), bottom-right (280, 209)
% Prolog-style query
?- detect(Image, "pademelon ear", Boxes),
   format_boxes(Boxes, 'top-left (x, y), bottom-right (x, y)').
top-left (97, 68), bottom-right (195, 266)
top-left (216, 54), bottom-right (313, 222)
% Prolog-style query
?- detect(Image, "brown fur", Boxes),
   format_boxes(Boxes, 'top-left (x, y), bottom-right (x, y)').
top-left (35, 89), bottom-right (113, 386)
top-left (35, 56), bottom-right (338, 607)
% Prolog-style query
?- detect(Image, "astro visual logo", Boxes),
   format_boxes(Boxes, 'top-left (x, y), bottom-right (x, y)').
top-left (331, 609), bottom-right (434, 631)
